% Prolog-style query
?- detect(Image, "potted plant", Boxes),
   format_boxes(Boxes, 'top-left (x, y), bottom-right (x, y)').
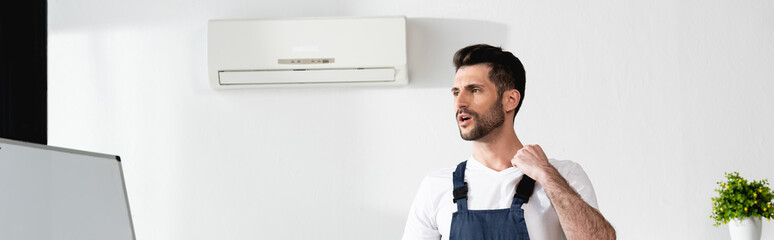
top-left (711, 172), bottom-right (774, 240)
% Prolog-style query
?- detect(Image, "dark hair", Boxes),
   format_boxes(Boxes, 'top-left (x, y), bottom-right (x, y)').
top-left (453, 44), bottom-right (526, 118)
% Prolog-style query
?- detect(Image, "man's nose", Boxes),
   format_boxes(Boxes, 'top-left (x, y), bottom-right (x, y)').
top-left (454, 92), bottom-right (469, 109)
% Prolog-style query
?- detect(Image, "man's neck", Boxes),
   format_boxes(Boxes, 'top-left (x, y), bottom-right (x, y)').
top-left (471, 125), bottom-right (523, 172)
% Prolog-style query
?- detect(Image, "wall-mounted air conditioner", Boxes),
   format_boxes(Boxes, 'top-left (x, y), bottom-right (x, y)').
top-left (207, 16), bottom-right (408, 89)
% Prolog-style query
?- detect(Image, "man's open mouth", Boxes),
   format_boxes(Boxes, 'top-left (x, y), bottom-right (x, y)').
top-left (458, 113), bottom-right (473, 126)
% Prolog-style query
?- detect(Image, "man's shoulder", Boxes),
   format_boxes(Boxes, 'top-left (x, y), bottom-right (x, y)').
top-left (410, 166), bottom-right (457, 208)
top-left (421, 166), bottom-right (456, 186)
top-left (548, 158), bottom-right (599, 208)
top-left (548, 158), bottom-right (584, 175)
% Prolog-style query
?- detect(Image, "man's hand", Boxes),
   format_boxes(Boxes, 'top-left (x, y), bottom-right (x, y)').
top-left (511, 144), bottom-right (557, 183)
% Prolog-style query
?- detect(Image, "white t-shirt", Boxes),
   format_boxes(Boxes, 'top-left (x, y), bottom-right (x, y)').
top-left (402, 156), bottom-right (599, 240)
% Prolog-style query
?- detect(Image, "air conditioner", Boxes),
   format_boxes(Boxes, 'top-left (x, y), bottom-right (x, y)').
top-left (207, 16), bottom-right (408, 89)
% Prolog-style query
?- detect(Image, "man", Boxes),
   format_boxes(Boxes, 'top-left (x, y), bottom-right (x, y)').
top-left (402, 44), bottom-right (615, 240)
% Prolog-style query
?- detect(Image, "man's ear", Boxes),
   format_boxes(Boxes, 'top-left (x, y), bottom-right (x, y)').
top-left (502, 89), bottom-right (521, 113)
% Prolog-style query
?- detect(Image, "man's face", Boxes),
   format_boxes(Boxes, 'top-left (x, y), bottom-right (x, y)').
top-left (452, 64), bottom-right (505, 141)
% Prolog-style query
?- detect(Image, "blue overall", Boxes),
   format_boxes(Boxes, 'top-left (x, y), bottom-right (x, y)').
top-left (450, 161), bottom-right (535, 240)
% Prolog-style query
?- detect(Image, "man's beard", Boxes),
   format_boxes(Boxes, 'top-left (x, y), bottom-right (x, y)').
top-left (457, 96), bottom-right (505, 141)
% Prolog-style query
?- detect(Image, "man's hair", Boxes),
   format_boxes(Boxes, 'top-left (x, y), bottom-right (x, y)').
top-left (453, 44), bottom-right (526, 118)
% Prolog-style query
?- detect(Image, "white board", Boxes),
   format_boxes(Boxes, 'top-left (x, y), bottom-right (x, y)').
top-left (0, 138), bottom-right (135, 240)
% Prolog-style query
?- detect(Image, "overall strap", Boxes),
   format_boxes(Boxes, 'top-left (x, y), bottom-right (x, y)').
top-left (511, 175), bottom-right (536, 210)
top-left (452, 161), bottom-right (468, 212)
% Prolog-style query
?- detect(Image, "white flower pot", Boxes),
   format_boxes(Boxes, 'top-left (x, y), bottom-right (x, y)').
top-left (729, 217), bottom-right (762, 240)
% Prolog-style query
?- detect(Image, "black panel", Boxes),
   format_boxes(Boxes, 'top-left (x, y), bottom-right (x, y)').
top-left (0, 0), bottom-right (47, 144)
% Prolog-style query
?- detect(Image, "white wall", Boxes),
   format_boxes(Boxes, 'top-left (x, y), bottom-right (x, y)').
top-left (48, 0), bottom-right (774, 239)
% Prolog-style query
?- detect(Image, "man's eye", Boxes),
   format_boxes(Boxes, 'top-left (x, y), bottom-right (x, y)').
top-left (452, 91), bottom-right (459, 96)
top-left (472, 88), bottom-right (480, 93)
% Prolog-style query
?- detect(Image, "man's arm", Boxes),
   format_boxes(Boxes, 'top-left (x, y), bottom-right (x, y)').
top-left (402, 176), bottom-right (442, 240)
top-left (512, 144), bottom-right (616, 240)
